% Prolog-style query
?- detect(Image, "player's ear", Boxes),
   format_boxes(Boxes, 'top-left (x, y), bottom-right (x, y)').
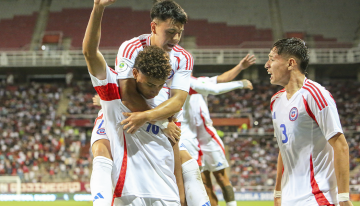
top-left (288, 58), bottom-right (297, 70)
top-left (133, 68), bottom-right (138, 80)
top-left (150, 21), bottom-right (157, 34)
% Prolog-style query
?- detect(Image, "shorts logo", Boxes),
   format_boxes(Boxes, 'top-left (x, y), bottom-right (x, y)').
top-left (289, 107), bottom-right (298, 121)
top-left (93, 193), bottom-right (104, 202)
top-left (216, 162), bottom-right (223, 167)
top-left (202, 201), bottom-right (210, 206)
top-left (96, 128), bottom-right (106, 135)
top-left (116, 61), bottom-right (128, 73)
top-left (179, 143), bottom-right (187, 150)
top-left (168, 69), bottom-right (174, 79)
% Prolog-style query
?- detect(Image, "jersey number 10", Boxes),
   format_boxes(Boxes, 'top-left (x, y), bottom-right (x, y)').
top-left (146, 123), bottom-right (160, 135)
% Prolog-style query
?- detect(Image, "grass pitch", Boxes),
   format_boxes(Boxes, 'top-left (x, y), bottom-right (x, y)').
top-left (1, 201), bottom-right (360, 206)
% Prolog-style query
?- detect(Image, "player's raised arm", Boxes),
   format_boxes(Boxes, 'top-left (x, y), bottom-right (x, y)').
top-left (216, 54), bottom-right (256, 83)
top-left (83, 0), bottom-right (116, 80)
top-left (191, 78), bottom-right (253, 96)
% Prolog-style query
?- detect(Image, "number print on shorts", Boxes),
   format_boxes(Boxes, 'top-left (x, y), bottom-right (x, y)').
top-left (280, 124), bottom-right (288, 143)
top-left (146, 123), bottom-right (159, 135)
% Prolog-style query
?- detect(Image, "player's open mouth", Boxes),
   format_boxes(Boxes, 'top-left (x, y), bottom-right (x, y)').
top-left (268, 72), bottom-right (273, 80)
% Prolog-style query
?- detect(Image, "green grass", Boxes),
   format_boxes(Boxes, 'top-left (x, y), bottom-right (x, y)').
top-left (1, 200), bottom-right (360, 206)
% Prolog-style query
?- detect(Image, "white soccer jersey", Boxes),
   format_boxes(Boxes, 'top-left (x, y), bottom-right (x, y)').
top-left (179, 76), bottom-right (243, 165)
top-left (115, 34), bottom-right (193, 92)
top-left (271, 78), bottom-right (343, 206)
top-left (90, 65), bottom-right (179, 204)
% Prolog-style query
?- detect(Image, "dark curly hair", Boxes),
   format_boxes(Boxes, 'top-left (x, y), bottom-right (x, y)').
top-left (151, 0), bottom-right (188, 25)
top-left (273, 38), bottom-right (310, 74)
top-left (134, 46), bottom-right (172, 80)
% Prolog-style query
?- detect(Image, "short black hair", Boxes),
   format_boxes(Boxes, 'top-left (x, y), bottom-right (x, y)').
top-left (273, 38), bottom-right (310, 74)
top-left (151, 0), bottom-right (188, 25)
top-left (134, 46), bottom-right (172, 80)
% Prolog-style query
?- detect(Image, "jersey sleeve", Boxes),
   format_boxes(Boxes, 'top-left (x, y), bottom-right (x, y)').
top-left (170, 54), bottom-right (193, 92)
top-left (89, 65), bottom-right (121, 101)
top-left (307, 88), bottom-right (343, 141)
top-left (115, 39), bottom-right (142, 80)
top-left (190, 77), bottom-right (243, 96)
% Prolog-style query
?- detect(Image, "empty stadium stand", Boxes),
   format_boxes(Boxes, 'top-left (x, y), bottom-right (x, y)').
top-left (0, 0), bottom-right (358, 49)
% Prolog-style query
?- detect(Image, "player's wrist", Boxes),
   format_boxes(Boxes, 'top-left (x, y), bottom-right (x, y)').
top-left (143, 110), bottom-right (153, 122)
top-left (273, 190), bottom-right (281, 198)
top-left (93, 3), bottom-right (105, 10)
top-left (338, 193), bottom-right (350, 202)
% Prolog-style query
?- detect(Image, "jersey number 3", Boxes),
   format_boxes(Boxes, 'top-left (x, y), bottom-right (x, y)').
top-left (146, 123), bottom-right (159, 135)
top-left (280, 124), bottom-right (288, 143)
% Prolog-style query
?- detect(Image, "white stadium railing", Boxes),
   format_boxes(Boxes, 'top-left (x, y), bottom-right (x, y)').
top-left (0, 47), bottom-right (359, 67)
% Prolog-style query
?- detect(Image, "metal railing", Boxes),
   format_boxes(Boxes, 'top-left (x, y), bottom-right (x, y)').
top-left (0, 47), bottom-right (359, 67)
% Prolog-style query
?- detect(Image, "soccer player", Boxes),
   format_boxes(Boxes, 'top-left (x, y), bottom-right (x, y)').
top-left (266, 38), bottom-right (353, 206)
top-left (114, 0), bottom-right (211, 202)
top-left (185, 55), bottom-right (255, 206)
top-left (89, 0), bottom-right (209, 205)
top-left (83, 0), bottom-right (183, 205)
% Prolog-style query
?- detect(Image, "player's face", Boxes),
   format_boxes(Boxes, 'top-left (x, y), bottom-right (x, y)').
top-left (151, 18), bottom-right (184, 52)
top-left (133, 69), bottom-right (166, 99)
top-left (265, 48), bottom-right (291, 86)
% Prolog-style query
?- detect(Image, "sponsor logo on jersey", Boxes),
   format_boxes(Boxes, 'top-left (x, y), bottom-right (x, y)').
top-left (93, 192), bottom-right (104, 202)
top-left (289, 107), bottom-right (298, 121)
top-left (116, 61), bottom-right (128, 72)
top-left (168, 69), bottom-right (174, 79)
top-left (96, 128), bottom-right (106, 135)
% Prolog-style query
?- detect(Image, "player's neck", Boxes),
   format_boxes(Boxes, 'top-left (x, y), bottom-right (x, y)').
top-left (284, 72), bottom-right (305, 100)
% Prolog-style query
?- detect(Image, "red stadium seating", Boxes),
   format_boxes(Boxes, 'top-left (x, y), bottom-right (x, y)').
top-left (0, 7), bottom-right (351, 49)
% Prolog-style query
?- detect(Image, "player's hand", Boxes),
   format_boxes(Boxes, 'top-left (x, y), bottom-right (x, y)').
top-left (92, 94), bottom-right (101, 106)
top-left (240, 79), bottom-right (253, 90)
top-left (340, 201), bottom-right (353, 206)
top-left (274, 197), bottom-right (281, 206)
top-left (238, 54), bottom-right (256, 70)
top-left (94, 0), bottom-right (116, 7)
top-left (163, 122), bottom-right (181, 144)
top-left (121, 112), bottom-right (149, 134)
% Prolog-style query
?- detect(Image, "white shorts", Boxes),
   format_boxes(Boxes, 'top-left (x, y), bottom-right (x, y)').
top-left (178, 122), bottom-right (202, 165)
top-left (196, 124), bottom-right (229, 172)
top-left (201, 149), bottom-right (228, 172)
top-left (114, 196), bottom-right (180, 206)
top-left (90, 110), bottom-right (109, 147)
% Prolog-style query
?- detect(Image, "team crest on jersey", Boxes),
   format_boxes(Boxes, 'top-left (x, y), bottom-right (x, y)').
top-left (168, 69), bottom-right (174, 79)
top-left (116, 61), bottom-right (128, 73)
top-left (289, 107), bottom-right (298, 121)
top-left (96, 128), bottom-right (106, 135)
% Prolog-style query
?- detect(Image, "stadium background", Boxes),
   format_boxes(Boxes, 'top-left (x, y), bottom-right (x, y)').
top-left (0, 0), bottom-right (360, 205)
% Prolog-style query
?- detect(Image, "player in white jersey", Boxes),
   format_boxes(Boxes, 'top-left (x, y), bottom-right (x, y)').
top-left (89, 1), bottom-right (209, 205)
top-left (265, 38), bottom-right (352, 206)
top-left (184, 55), bottom-right (255, 206)
top-left (83, 0), bottom-right (185, 205)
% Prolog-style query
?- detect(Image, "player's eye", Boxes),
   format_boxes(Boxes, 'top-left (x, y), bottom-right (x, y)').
top-left (167, 31), bottom-right (175, 35)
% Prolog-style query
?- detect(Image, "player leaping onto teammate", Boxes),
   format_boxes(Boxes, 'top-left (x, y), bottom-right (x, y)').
top-left (266, 38), bottom-right (353, 206)
top-left (83, 0), bottom-right (184, 205)
top-left (89, 0), bottom-right (210, 205)
top-left (184, 54), bottom-right (255, 206)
